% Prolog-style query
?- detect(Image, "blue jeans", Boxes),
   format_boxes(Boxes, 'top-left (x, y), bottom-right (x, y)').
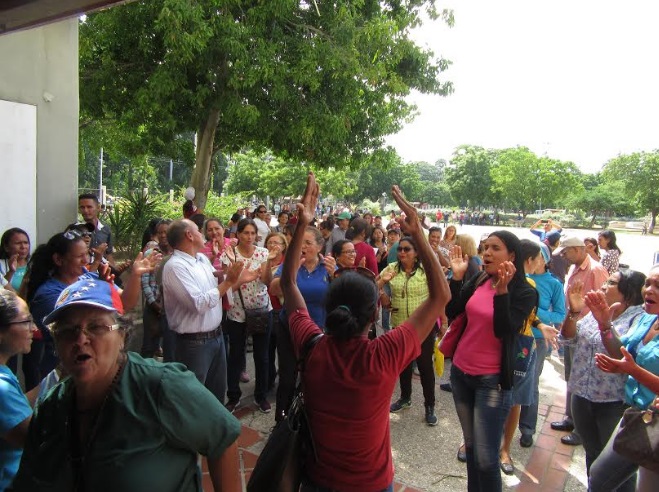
top-left (519, 338), bottom-right (549, 436)
top-left (589, 416), bottom-right (638, 492)
top-left (175, 332), bottom-right (227, 404)
top-left (451, 364), bottom-right (513, 492)
top-left (226, 318), bottom-right (271, 403)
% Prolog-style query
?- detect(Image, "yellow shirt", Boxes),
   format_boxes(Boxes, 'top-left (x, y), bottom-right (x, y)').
top-left (382, 263), bottom-right (429, 328)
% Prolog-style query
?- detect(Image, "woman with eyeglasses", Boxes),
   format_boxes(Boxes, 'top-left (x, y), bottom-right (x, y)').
top-left (269, 226), bottom-right (336, 421)
top-left (380, 236), bottom-right (439, 426)
top-left (23, 231), bottom-right (152, 391)
top-left (280, 173), bottom-right (448, 492)
top-left (0, 289), bottom-right (35, 491)
top-left (11, 279), bottom-right (242, 492)
top-left (560, 270), bottom-right (646, 485)
top-left (332, 239), bottom-right (357, 269)
top-left (346, 218), bottom-right (378, 274)
top-left (0, 228), bottom-right (31, 293)
top-left (597, 230), bottom-right (621, 275)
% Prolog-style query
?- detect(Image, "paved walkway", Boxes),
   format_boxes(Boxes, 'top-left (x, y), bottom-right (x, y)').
top-left (197, 354), bottom-right (589, 491)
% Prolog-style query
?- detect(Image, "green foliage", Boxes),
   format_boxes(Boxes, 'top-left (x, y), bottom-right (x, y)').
top-left (79, 0), bottom-right (453, 208)
top-left (602, 151), bottom-right (659, 231)
top-left (103, 191), bottom-right (165, 258)
top-left (566, 182), bottom-right (633, 227)
top-left (445, 145), bottom-right (495, 208)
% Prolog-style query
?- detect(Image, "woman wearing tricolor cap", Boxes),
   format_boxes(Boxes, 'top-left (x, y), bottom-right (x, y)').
top-left (12, 279), bottom-right (242, 492)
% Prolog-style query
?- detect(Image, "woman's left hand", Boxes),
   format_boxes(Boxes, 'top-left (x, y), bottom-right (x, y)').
top-left (495, 260), bottom-right (515, 294)
top-left (296, 172), bottom-right (319, 226)
top-left (595, 346), bottom-right (637, 375)
top-left (132, 251), bottom-right (162, 276)
top-left (323, 255), bottom-right (336, 276)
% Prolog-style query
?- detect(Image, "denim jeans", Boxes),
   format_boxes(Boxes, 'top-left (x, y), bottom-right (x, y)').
top-left (268, 309), bottom-right (282, 389)
top-left (589, 416), bottom-right (638, 492)
top-left (519, 338), bottom-right (549, 436)
top-left (572, 394), bottom-right (628, 475)
top-left (226, 318), bottom-right (271, 403)
top-left (398, 330), bottom-right (435, 407)
top-left (564, 343), bottom-right (575, 422)
top-left (175, 331), bottom-right (227, 404)
top-left (451, 364), bottom-right (513, 492)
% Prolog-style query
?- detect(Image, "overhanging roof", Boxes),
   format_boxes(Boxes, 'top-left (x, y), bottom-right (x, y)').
top-left (0, 0), bottom-right (135, 35)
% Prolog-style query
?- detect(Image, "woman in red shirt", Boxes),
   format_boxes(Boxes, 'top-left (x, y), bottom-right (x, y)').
top-left (280, 173), bottom-right (449, 492)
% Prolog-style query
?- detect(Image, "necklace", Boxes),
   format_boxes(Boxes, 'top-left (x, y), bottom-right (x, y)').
top-left (491, 278), bottom-right (500, 289)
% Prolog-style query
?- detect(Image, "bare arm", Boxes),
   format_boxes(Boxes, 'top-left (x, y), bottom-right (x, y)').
top-left (207, 441), bottom-right (241, 491)
top-left (595, 347), bottom-right (659, 394)
top-left (390, 185), bottom-right (450, 340)
top-left (281, 173), bottom-right (319, 313)
top-left (584, 291), bottom-right (624, 358)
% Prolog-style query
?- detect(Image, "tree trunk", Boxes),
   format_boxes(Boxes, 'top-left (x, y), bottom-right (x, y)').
top-left (650, 209), bottom-right (658, 234)
top-left (190, 109), bottom-right (221, 211)
top-left (589, 212), bottom-right (597, 229)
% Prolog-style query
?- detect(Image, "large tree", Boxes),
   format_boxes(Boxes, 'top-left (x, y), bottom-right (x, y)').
top-left (602, 151), bottom-right (659, 232)
top-left (445, 145), bottom-right (495, 208)
top-left (80, 0), bottom-right (453, 209)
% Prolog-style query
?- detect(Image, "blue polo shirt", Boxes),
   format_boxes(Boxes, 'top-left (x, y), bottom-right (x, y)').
top-left (621, 313), bottom-right (659, 410)
top-left (275, 262), bottom-right (332, 327)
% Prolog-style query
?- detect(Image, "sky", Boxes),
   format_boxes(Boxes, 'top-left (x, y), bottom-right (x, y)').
top-left (387, 0), bottom-right (659, 174)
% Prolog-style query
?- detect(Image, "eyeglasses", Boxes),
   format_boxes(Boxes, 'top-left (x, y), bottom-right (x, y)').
top-left (266, 241), bottom-right (285, 248)
top-left (604, 279), bottom-right (619, 286)
top-left (334, 266), bottom-right (376, 282)
top-left (5, 317), bottom-right (34, 329)
top-left (52, 323), bottom-right (120, 342)
top-left (398, 246), bottom-right (414, 253)
top-left (341, 249), bottom-right (357, 256)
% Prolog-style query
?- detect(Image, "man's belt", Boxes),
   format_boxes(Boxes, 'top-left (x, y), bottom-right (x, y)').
top-left (176, 327), bottom-right (221, 340)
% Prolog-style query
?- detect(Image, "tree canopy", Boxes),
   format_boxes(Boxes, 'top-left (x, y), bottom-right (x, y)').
top-left (79, 0), bottom-right (454, 208)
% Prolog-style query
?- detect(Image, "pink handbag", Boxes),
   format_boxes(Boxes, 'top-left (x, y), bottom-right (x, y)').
top-left (438, 312), bottom-right (468, 358)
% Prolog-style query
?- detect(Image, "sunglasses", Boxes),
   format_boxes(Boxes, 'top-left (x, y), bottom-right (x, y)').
top-left (398, 246), bottom-right (414, 253)
top-left (63, 230), bottom-right (83, 240)
top-left (334, 266), bottom-right (376, 282)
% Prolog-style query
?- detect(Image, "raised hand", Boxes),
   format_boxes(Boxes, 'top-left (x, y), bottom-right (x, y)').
top-left (380, 269), bottom-right (397, 283)
top-left (8, 254), bottom-right (18, 273)
top-left (595, 346), bottom-right (637, 375)
top-left (296, 172), bottom-right (319, 226)
top-left (584, 291), bottom-right (611, 327)
top-left (268, 245), bottom-right (282, 261)
top-left (567, 281), bottom-right (585, 314)
top-left (539, 323), bottom-right (559, 350)
top-left (225, 261), bottom-right (246, 286)
top-left (358, 256), bottom-right (366, 268)
top-left (494, 260), bottom-right (516, 294)
top-left (390, 185), bottom-right (420, 237)
top-left (449, 245), bottom-right (468, 280)
top-left (323, 255), bottom-right (336, 276)
top-left (98, 263), bottom-right (115, 285)
top-left (132, 251), bottom-right (161, 276)
top-left (238, 265), bottom-right (262, 286)
top-left (92, 243), bottom-right (108, 259)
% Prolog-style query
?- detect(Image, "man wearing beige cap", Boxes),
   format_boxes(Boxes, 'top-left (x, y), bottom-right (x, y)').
top-left (551, 236), bottom-right (609, 445)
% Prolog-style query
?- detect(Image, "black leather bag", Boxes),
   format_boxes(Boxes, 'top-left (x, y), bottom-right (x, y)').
top-left (237, 288), bottom-right (270, 336)
top-left (247, 334), bottom-right (323, 492)
top-left (613, 407), bottom-right (659, 473)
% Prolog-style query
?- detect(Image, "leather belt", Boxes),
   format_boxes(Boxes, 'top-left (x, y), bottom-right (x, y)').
top-left (176, 327), bottom-right (221, 341)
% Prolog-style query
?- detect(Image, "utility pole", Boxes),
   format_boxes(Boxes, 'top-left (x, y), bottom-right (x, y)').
top-left (99, 147), bottom-right (104, 205)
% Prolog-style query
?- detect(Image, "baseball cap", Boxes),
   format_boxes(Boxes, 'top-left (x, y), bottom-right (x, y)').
top-left (539, 243), bottom-right (551, 265)
top-left (553, 236), bottom-right (585, 256)
top-left (545, 230), bottom-right (562, 246)
top-left (337, 211), bottom-right (352, 220)
top-left (43, 278), bottom-right (124, 325)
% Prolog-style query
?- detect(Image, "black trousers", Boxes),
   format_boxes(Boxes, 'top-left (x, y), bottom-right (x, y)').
top-left (398, 329), bottom-right (436, 407)
top-left (275, 313), bottom-right (297, 421)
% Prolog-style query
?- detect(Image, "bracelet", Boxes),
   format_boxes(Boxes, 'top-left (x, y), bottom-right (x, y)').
top-left (567, 311), bottom-right (580, 321)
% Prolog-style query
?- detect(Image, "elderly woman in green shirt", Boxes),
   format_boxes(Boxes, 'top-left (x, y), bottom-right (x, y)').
top-left (378, 235), bottom-right (438, 426)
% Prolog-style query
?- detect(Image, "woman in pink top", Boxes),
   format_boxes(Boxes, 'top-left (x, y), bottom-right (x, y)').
top-left (346, 218), bottom-right (379, 274)
top-left (446, 231), bottom-right (536, 492)
top-left (200, 218), bottom-right (234, 270)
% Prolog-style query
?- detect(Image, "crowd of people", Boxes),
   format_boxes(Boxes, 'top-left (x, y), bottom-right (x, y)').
top-left (0, 180), bottom-right (658, 492)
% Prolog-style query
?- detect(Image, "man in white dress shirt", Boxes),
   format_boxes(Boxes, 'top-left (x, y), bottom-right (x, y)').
top-left (162, 219), bottom-right (254, 404)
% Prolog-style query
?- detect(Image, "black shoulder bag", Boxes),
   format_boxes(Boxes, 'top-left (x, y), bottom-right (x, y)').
top-left (247, 333), bottom-right (323, 492)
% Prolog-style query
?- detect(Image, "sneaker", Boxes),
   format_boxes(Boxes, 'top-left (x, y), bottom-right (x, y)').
top-left (256, 399), bottom-right (271, 414)
top-left (240, 371), bottom-right (251, 383)
top-left (425, 405), bottom-right (438, 426)
top-left (439, 383), bottom-right (453, 393)
top-left (390, 399), bottom-right (411, 413)
top-left (225, 399), bottom-right (240, 413)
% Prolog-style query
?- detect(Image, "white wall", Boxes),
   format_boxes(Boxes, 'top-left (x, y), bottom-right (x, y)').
top-left (0, 100), bottom-right (37, 244)
top-left (0, 18), bottom-right (79, 245)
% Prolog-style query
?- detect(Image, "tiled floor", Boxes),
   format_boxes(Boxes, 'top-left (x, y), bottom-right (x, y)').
top-left (200, 396), bottom-right (578, 492)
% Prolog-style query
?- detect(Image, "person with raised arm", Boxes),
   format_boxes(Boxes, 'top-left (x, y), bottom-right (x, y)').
top-left (280, 173), bottom-right (449, 492)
